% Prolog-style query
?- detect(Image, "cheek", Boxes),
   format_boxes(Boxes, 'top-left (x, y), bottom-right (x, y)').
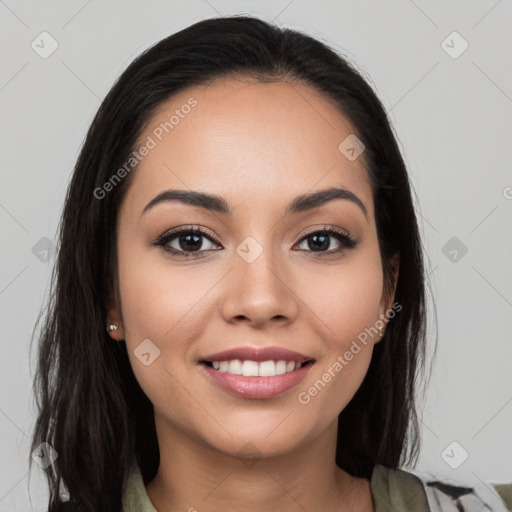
top-left (116, 251), bottom-right (198, 409)
top-left (303, 253), bottom-right (384, 346)
top-left (292, 252), bottom-right (384, 418)
top-left (117, 241), bottom-right (207, 341)
top-left (298, 282), bottom-right (381, 425)
top-left (116, 243), bottom-right (218, 392)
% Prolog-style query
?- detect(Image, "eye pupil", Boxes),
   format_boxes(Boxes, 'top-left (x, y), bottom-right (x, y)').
top-left (308, 233), bottom-right (330, 251)
top-left (179, 233), bottom-right (202, 251)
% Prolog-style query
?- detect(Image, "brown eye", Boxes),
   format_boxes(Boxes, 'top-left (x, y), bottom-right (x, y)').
top-left (152, 226), bottom-right (221, 257)
top-left (295, 228), bottom-right (359, 254)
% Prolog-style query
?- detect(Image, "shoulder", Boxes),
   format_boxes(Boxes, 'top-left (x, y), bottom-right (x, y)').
top-left (371, 464), bottom-right (512, 512)
top-left (371, 463), bottom-right (431, 511)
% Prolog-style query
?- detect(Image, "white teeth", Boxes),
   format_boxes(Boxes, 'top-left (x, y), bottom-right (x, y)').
top-left (228, 359), bottom-right (243, 375)
top-left (275, 360), bottom-right (287, 375)
top-left (242, 360), bottom-right (259, 376)
top-left (211, 359), bottom-right (304, 376)
top-left (259, 360), bottom-right (275, 376)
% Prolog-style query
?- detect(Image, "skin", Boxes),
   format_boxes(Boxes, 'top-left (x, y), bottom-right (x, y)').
top-left (107, 77), bottom-right (399, 512)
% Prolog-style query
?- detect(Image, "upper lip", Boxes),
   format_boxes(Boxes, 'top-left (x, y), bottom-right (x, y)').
top-left (200, 346), bottom-right (314, 363)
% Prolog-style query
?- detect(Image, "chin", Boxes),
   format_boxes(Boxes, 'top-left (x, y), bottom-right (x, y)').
top-left (198, 423), bottom-right (311, 461)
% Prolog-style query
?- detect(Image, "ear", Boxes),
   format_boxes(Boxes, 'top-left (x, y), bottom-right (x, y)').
top-left (105, 285), bottom-right (125, 341)
top-left (377, 251), bottom-right (400, 339)
top-left (381, 251), bottom-right (399, 311)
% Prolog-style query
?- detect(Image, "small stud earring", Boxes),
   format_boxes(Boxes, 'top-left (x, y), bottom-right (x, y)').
top-left (107, 324), bottom-right (118, 333)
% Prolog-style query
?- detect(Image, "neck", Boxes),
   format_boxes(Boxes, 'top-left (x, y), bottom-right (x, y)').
top-left (145, 413), bottom-right (374, 512)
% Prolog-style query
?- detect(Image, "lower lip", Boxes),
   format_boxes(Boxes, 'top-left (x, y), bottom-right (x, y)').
top-left (199, 362), bottom-right (314, 399)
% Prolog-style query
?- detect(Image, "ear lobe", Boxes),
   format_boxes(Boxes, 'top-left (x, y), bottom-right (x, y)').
top-left (105, 286), bottom-right (124, 340)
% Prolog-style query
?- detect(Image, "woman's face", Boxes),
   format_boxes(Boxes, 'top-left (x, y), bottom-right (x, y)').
top-left (110, 77), bottom-right (398, 458)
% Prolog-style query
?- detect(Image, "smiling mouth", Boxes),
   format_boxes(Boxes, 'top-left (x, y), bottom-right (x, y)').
top-left (200, 359), bottom-right (315, 377)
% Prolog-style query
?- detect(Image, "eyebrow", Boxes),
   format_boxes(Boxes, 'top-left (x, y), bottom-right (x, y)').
top-left (141, 186), bottom-right (368, 221)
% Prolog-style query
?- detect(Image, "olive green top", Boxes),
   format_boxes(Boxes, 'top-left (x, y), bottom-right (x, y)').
top-left (122, 462), bottom-right (512, 511)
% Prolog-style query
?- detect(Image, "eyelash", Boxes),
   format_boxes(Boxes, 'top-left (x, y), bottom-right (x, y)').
top-left (152, 225), bottom-right (359, 259)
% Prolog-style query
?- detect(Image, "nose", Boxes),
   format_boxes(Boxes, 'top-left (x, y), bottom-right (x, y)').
top-left (220, 243), bottom-right (300, 329)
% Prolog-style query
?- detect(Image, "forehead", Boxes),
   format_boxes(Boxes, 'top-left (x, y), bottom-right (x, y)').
top-left (125, 77), bottom-right (373, 219)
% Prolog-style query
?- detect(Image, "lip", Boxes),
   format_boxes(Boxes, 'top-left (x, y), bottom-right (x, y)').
top-left (199, 360), bottom-right (315, 399)
top-left (199, 346), bottom-right (313, 364)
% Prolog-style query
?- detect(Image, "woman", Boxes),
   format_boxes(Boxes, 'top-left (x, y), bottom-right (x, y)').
top-left (30, 15), bottom-right (511, 512)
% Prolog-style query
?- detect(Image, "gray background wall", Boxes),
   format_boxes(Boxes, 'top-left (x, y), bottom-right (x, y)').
top-left (1, 1), bottom-right (511, 510)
